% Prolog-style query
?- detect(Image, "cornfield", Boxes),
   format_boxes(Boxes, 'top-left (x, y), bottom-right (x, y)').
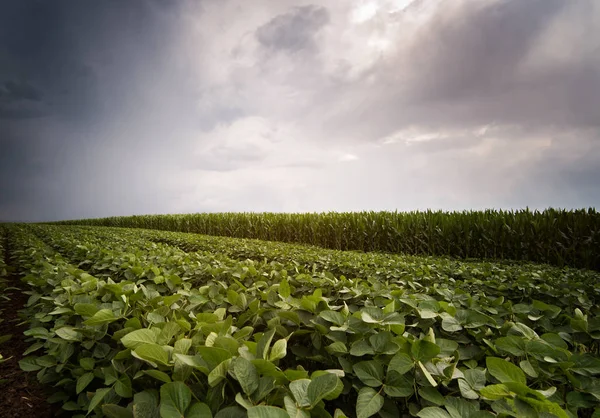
top-left (52, 208), bottom-right (600, 270)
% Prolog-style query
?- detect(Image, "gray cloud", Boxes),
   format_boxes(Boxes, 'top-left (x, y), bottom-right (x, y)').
top-left (2, 81), bottom-right (42, 101)
top-left (318, 0), bottom-right (600, 142)
top-left (406, 0), bottom-right (566, 102)
top-left (0, 80), bottom-right (46, 119)
top-left (256, 5), bottom-right (330, 53)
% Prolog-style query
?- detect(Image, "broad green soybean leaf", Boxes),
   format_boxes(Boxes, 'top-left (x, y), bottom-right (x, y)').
top-left (326, 342), bottom-right (348, 354)
top-left (384, 371), bottom-right (413, 398)
top-left (88, 388), bottom-right (112, 414)
top-left (235, 393), bottom-right (253, 410)
top-left (312, 371), bottom-right (344, 400)
top-left (353, 361), bottom-right (385, 387)
top-left (436, 339), bottom-right (459, 357)
top-left (102, 404), bottom-right (134, 418)
top-left (333, 409), bottom-right (349, 418)
top-left (479, 384), bottom-right (511, 400)
top-left (412, 340), bottom-right (441, 362)
top-left (463, 369), bottom-right (486, 390)
top-left (289, 379), bottom-right (311, 408)
top-left (361, 308), bottom-right (384, 324)
top-left (350, 340), bottom-right (374, 357)
top-left (104, 366), bottom-right (119, 385)
top-left (133, 343), bottom-right (169, 367)
top-left (486, 357), bottom-right (526, 385)
top-left (115, 374), bottom-right (133, 398)
top-left (495, 336), bottom-right (527, 357)
top-left (208, 358), bottom-right (232, 387)
top-left (174, 354), bottom-right (208, 374)
top-left (133, 390), bottom-right (160, 418)
top-left (74, 303), bottom-right (99, 317)
top-left (458, 379), bottom-right (479, 400)
top-left (247, 406), bottom-right (290, 418)
top-left (187, 402), bottom-right (213, 418)
top-left (319, 311), bottom-right (345, 326)
top-left (517, 397), bottom-right (568, 418)
top-left (444, 397), bottom-right (479, 418)
top-left (121, 328), bottom-right (159, 349)
top-left (24, 327), bottom-right (51, 339)
top-left (441, 317), bottom-right (462, 332)
top-left (519, 360), bottom-right (538, 378)
top-left (84, 308), bottom-right (117, 326)
top-left (195, 346), bottom-right (232, 371)
top-left (252, 376), bottom-right (277, 403)
top-left (283, 396), bottom-right (310, 418)
top-left (76, 372), bottom-right (94, 394)
top-left (257, 328), bottom-right (276, 360)
top-left (418, 387), bottom-right (445, 405)
top-left (279, 279), bottom-right (291, 298)
top-left (388, 353), bottom-right (414, 375)
top-left (307, 372), bottom-right (339, 406)
top-left (23, 342), bottom-right (44, 356)
top-left (158, 322), bottom-right (182, 345)
top-left (214, 336), bottom-right (240, 355)
top-left (269, 339), bottom-right (287, 361)
top-left (356, 387), bottom-right (384, 418)
top-left (55, 326), bottom-right (82, 341)
top-left (36, 355), bottom-right (56, 367)
top-left (143, 370), bottom-right (172, 384)
top-left (214, 406), bottom-right (246, 418)
top-left (377, 400), bottom-right (399, 418)
top-left (503, 382), bottom-right (546, 400)
top-left (234, 357), bottom-right (259, 396)
top-left (174, 338), bottom-right (193, 355)
top-left (80, 357), bottom-right (95, 370)
top-left (160, 382), bottom-right (192, 418)
top-left (416, 407), bottom-right (451, 418)
top-left (369, 332), bottom-right (392, 352)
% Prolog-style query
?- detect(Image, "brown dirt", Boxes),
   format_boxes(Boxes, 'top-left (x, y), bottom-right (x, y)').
top-left (0, 237), bottom-right (61, 417)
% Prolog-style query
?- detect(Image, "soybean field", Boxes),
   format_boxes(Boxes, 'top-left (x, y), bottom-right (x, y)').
top-left (0, 219), bottom-right (599, 418)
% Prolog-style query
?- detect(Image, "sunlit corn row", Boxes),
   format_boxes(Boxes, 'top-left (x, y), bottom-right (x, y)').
top-left (50, 208), bottom-right (600, 271)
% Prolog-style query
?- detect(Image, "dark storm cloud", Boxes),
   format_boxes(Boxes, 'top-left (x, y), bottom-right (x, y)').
top-left (2, 81), bottom-right (42, 102)
top-left (0, 1), bottom-right (95, 121)
top-left (256, 5), bottom-right (330, 53)
top-left (0, 81), bottom-right (46, 119)
top-left (0, 0), bottom-right (185, 221)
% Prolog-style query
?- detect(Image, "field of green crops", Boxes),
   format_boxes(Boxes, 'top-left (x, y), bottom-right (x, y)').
top-left (1, 223), bottom-right (600, 418)
top-left (52, 209), bottom-right (600, 271)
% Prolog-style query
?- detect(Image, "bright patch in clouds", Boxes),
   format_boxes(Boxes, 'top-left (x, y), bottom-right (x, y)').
top-left (351, 2), bottom-right (379, 23)
top-left (339, 153), bottom-right (359, 162)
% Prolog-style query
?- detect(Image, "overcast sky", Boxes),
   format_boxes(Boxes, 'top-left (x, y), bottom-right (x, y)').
top-left (1, 0), bottom-right (599, 221)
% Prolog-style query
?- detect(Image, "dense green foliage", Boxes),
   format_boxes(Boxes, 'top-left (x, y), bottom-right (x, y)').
top-left (52, 209), bottom-right (600, 271)
top-left (4, 224), bottom-right (600, 417)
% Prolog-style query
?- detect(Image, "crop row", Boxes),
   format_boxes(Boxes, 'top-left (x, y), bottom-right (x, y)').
top-left (49, 209), bottom-right (600, 271)
top-left (59, 225), bottom-right (600, 315)
top-left (6, 224), bottom-right (600, 417)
